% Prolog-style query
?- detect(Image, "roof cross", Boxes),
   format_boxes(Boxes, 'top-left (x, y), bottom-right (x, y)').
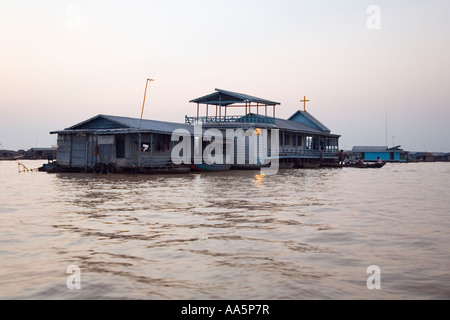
top-left (300, 96), bottom-right (310, 112)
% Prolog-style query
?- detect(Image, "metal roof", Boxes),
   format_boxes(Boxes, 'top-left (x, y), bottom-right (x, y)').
top-left (288, 110), bottom-right (330, 133)
top-left (274, 117), bottom-right (338, 137)
top-left (352, 146), bottom-right (404, 153)
top-left (189, 88), bottom-right (280, 106)
top-left (51, 114), bottom-right (197, 136)
top-left (51, 113), bottom-right (339, 138)
top-left (201, 113), bottom-right (340, 137)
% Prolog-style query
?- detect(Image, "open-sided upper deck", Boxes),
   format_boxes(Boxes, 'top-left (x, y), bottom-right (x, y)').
top-left (187, 88), bottom-right (280, 124)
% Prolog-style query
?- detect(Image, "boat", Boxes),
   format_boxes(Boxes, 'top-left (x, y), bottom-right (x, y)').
top-left (191, 163), bottom-right (231, 172)
top-left (343, 162), bottom-right (386, 168)
top-left (38, 162), bottom-right (58, 172)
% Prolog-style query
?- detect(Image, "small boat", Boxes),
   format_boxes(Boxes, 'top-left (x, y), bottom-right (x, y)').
top-left (191, 163), bottom-right (231, 172)
top-left (343, 162), bottom-right (386, 168)
top-left (38, 162), bottom-right (58, 172)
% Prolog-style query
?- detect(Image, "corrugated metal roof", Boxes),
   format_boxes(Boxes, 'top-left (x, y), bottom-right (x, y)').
top-left (274, 118), bottom-right (335, 136)
top-left (352, 146), bottom-right (404, 152)
top-left (102, 115), bottom-right (195, 134)
top-left (202, 113), bottom-right (340, 137)
top-left (51, 114), bottom-right (197, 136)
top-left (51, 113), bottom-right (339, 138)
top-left (189, 88), bottom-right (280, 106)
top-left (288, 110), bottom-right (330, 133)
top-left (352, 146), bottom-right (387, 152)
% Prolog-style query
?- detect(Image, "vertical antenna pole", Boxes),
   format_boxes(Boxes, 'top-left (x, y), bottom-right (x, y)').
top-left (385, 109), bottom-right (388, 148)
top-left (139, 78), bottom-right (154, 129)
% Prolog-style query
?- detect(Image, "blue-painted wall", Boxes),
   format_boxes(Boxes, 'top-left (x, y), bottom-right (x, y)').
top-left (363, 152), bottom-right (400, 162)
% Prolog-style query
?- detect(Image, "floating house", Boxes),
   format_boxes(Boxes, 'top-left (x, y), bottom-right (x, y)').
top-left (187, 89), bottom-right (340, 168)
top-left (50, 115), bottom-right (196, 173)
top-left (408, 152), bottom-right (450, 162)
top-left (352, 145), bottom-right (408, 162)
top-left (0, 149), bottom-right (24, 160)
top-left (48, 89), bottom-right (341, 173)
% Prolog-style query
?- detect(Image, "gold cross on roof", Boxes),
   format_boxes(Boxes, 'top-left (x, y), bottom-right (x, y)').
top-left (300, 96), bottom-right (309, 112)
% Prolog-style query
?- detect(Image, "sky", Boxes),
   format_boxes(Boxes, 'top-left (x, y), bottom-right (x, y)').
top-left (1, 0), bottom-right (449, 152)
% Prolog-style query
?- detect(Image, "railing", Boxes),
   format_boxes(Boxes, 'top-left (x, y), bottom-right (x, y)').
top-left (185, 115), bottom-right (276, 125)
top-left (140, 149), bottom-right (337, 167)
top-left (276, 148), bottom-right (337, 159)
top-left (18, 162), bottom-right (38, 173)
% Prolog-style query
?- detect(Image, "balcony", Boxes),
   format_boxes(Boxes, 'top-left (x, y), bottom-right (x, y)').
top-left (185, 114), bottom-right (276, 125)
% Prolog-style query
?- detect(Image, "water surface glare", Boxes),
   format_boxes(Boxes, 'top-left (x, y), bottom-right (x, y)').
top-left (1, 160), bottom-right (449, 299)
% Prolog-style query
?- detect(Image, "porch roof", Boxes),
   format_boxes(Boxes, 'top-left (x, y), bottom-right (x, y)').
top-left (189, 88), bottom-right (280, 106)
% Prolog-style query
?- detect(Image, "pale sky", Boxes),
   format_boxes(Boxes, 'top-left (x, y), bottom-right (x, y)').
top-left (1, 0), bottom-right (449, 152)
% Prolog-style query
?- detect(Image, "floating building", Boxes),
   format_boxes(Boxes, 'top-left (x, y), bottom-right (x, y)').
top-left (48, 89), bottom-right (340, 173)
top-left (187, 89), bottom-right (340, 169)
top-left (351, 145), bottom-right (408, 162)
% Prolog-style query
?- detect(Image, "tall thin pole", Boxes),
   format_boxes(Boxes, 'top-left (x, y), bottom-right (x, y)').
top-left (385, 109), bottom-right (388, 148)
top-left (140, 78), bottom-right (154, 129)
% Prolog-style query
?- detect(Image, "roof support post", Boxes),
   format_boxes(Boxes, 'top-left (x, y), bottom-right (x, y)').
top-left (265, 105), bottom-right (267, 117)
top-left (150, 133), bottom-right (153, 166)
top-left (138, 133), bottom-right (142, 167)
top-left (206, 104), bottom-right (209, 117)
top-left (196, 103), bottom-right (199, 120)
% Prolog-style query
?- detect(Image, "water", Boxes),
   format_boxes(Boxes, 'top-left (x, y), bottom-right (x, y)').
top-left (1, 160), bottom-right (449, 299)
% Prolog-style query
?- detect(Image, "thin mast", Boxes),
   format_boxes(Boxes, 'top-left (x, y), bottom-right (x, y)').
top-left (139, 78), bottom-right (154, 129)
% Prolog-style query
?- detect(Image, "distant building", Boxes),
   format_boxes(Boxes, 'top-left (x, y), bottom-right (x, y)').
top-left (27, 147), bottom-right (57, 160)
top-left (0, 149), bottom-right (23, 160)
top-left (432, 153), bottom-right (450, 162)
top-left (352, 145), bottom-right (408, 162)
top-left (409, 152), bottom-right (450, 162)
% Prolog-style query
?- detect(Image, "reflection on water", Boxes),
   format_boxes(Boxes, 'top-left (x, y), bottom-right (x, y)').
top-left (254, 173), bottom-right (265, 188)
top-left (0, 160), bottom-right (450, 299)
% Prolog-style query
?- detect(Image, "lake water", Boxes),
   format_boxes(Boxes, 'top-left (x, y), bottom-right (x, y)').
top-left (0, 160), bottom-right (449, 299)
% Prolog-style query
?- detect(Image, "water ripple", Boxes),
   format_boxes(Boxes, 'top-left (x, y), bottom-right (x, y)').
top-left (1, 161), bottom-right (449, 299)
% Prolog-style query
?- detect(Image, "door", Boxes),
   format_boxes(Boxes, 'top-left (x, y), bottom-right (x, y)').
top-left (71, 135), bottom-right (87, 167)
